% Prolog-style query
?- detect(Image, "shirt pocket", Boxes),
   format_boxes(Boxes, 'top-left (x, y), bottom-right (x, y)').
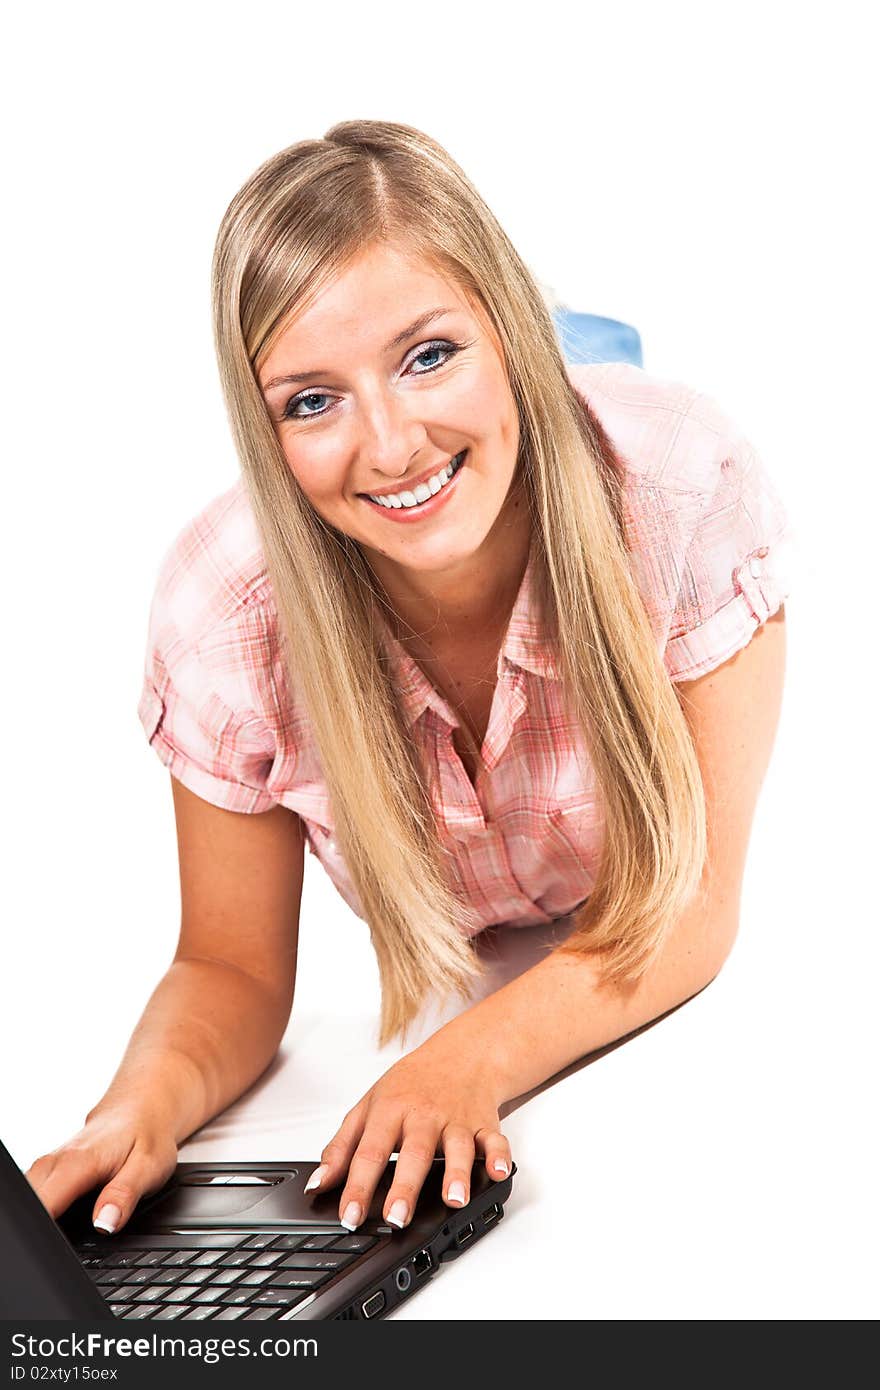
top-left (545, 798), bottom-right (602, 887)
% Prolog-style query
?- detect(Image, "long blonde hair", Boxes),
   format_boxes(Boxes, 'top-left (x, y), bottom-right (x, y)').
top-left (210, 120), bottom-right (707, 1046)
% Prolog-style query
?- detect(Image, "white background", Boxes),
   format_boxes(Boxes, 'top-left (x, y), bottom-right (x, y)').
top-left (3, 0), bottom-right (877, 1321)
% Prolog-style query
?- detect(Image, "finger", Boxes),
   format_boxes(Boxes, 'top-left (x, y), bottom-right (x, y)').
top-left (89, 1141), bottom-right (177, 1235)
top-left (337, 1105), bottom-right (402, 1231)
top-left (475, 1126), bottom-right (512, 1181)
top-left (382, 1120), bottom-right (442, 1229)
top-left (25, 1143), bottom-right (125, 1222)
top-left (440, 1123), bottom-right (476, 1209)
top-left (305, 1098), bottom-right (369, 1197)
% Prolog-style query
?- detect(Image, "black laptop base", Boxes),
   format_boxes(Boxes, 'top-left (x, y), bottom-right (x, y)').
top-left (41, 1156), bottom-right (516, 1321)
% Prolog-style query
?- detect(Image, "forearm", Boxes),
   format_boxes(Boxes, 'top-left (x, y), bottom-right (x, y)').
top-left (439, 897), bottom-right (739, 1105)
top-left (86, 958), bottom-right (293, 1142)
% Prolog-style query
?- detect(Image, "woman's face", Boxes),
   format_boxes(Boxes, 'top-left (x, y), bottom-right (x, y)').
top-left (258, 242), bottom-right (522, 581)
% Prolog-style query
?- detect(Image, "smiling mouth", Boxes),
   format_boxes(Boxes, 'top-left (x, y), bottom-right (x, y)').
top-left (361, 450), bottom-right (467, 510)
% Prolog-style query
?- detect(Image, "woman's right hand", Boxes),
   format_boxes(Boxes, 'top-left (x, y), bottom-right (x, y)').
top-left (24, 1106), bottom-right (179, 1235)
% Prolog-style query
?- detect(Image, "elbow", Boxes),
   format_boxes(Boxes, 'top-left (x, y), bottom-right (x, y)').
top-left (667, 908), bottom-right (739, 1006)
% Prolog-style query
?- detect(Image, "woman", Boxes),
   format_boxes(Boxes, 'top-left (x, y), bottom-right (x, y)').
top-left (27, 120), bottom-right (791, 1243)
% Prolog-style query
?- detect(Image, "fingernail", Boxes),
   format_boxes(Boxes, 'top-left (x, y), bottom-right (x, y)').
top-left (304, 1164), bottom-right (328, 1194)
top-left (386, 1198), bottom-right (409, 1228)
top-left (94, 1203), bottom-right (121, 1234)
top-left (340, 1201), bottom-right (362, 1231)
top-left (446, 1181), bottom-right (466, 1206)
top-left (492, 1159), bottom-right (510, 1178)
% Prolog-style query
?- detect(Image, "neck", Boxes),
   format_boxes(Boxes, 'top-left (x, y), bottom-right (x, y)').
top-left (366, 490), bottom-right (533, 649)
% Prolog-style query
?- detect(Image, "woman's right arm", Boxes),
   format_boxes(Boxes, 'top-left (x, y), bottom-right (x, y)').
top-left (25, 775), bottom-right (306, 1233)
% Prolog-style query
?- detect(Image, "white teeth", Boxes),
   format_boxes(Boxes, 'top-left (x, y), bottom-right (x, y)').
top-left (367, 451), bottom-right (464, 509)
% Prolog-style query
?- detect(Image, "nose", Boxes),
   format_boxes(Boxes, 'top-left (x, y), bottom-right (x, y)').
top-left (356, 383), bottom-right (427, 479)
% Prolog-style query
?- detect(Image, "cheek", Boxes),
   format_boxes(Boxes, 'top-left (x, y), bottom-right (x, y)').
top-left (456, 374), bottom-right (517, 453)
top-left (284, 447), bottom-right (344, 508)
top-left (485, 381), bottom-right (519, 470)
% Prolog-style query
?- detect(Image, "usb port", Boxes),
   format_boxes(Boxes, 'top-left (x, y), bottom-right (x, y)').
top-left (482, 1203), bottom-right (501, 1227)
top-left (455, 1222), bottom-right (475, 1247)
top-left (361, 1290), bottom-right (386, 1319)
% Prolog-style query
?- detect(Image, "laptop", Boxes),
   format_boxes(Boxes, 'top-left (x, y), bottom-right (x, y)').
top-left (0, 1137), bottom-right (515, 1321)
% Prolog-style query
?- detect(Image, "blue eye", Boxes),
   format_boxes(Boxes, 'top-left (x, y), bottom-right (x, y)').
top-left (281, 339), bottom-right (465, 422)
top-left (284, 392), bottom-right (331, 420)
top-left (411, 343), bottom-right (450, 372)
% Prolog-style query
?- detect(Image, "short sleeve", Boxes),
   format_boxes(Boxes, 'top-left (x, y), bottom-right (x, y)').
top-left (663, 414), bottom-right (796, 683)
top-left (137, 566), bottom-right (280, 815)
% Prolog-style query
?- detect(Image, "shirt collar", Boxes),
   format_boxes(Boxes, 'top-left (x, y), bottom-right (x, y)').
top-left (378, 548), bottom-right (560, 730)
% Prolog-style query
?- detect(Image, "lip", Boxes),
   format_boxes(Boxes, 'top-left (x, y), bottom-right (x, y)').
top-left (358, 451), bottom-right (467, 523)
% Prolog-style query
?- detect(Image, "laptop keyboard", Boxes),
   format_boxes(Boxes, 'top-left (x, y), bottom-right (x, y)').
top-left (78, 1230), bottom-right (379, 1320)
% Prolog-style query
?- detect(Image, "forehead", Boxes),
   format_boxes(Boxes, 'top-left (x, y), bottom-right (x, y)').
top-left (258, 244), bottom-right (480, 382)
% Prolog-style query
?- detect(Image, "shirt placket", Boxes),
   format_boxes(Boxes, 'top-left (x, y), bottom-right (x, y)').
top-left (431, 663), bottom-right (530, 840)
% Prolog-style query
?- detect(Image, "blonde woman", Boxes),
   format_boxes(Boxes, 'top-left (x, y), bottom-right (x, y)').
top-left (27, 121), bottom-right (791, 1245)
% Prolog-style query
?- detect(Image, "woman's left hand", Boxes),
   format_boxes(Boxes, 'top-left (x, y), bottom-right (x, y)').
top-left (304, 1029), bottom-right (512, 1231)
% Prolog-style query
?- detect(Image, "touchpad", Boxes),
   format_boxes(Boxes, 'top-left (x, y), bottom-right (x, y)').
top-left (138, 1173), bottom-right (287, 1222)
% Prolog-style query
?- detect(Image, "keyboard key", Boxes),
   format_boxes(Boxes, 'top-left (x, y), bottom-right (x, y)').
top-left (242, 1234), bottom-right (277, 1249)
top-left (121, 1269), bottom-right (158, 1287)
top-left (188, 1288), bottom-right (227, 1305)
top-left (251, 1289), bottom-right (311, 1306)
top-left (202, 1268), bottom-right (243, 1286)
top-left (277, 1253), bottom-right (347, 1271)
top-left (124, 1305), bottom-right (154, 1320)
top-left (297, 1235), bottom-right (340, 1252)
top-left (330, 1235), bottom-right (379, 1254)
top-left (272, 1235), bottom-right (310, 1250)
top-left (114, 1285), bottom-right (147, 1302)
top-left (241, 1307), bottom-right (280, 1319)
top-left (158, 1287), bottom-right (193, 1304)
top-left (261, 1269), bottom-right (329, 1288)
top-left (134, 1251), bottom-right (168, 1267)
top-left (135, 1287), bottom-right (167, 1303)
top-left (180, 1306), bottom-right (216, 1320)
top-left (161, 1251), bottom-right (199, 1267)
top-left (174, 1269), bottom-right (213, 1286)
top-left (97, 1251), bottom-right (147, 1269)
top-left (153, 1306), bottom-right (188, 1319)
top-left (246, 1251), bottom-right (284, 1267)
top-left (93, 1270), bottom-right (128, 1287)
top-left (237, 1271), bottom-right (274, 1286)
top-left (213, 1307), bottom-right (248, 1319)
top-left (189, 1250), bottom-right (225, 1267)
top-left (217, 1250), bottom-right (255, 1267)
top-left (109, 1305), bottom-right (132, 1316)
top-left (219, 1290), bottom-right (253, 1305)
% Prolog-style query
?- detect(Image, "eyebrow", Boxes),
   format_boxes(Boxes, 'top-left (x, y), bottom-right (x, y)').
top-left (260, 307), bottom-right (459, 393)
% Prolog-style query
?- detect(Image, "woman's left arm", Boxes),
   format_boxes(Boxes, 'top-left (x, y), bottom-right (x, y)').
top-left (311, 608), bottom-right (788, 1231)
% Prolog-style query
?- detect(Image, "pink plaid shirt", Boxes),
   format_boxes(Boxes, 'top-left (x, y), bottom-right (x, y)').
top-left (137, 362), bottom-right (796, 932)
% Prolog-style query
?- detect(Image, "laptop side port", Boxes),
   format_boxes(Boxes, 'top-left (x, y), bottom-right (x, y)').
top-left (482, 1202), bottom-right (502, 1227)
top-left (361, 1290), bottom-right (386, 1319)
top-left (455, 1222), bottom-right (475, 1247)
top-left (412, 1248), bottom-right (433, 1278)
